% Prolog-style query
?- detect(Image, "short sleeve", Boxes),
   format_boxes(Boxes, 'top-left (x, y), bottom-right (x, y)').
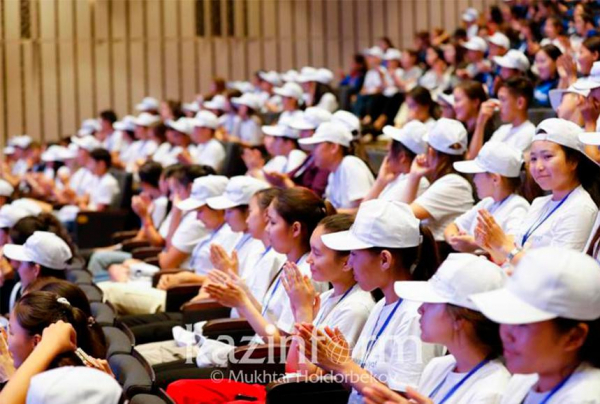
top-left (171, 214), bottom-right (210, 254)
top-left (341, 157), bottom-right (375, 206)
top-left (415, 175), bottom-right (474, 220)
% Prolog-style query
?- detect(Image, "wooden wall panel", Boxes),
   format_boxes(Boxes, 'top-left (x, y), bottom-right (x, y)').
top-left (1, 0), bottom-right (498, 138)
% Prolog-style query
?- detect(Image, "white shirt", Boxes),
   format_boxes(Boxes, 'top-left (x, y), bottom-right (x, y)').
top-left (419, 356), bottom-right (510, 404)
top-left (69, 167), bottom-right (95, 197)
top-left (189, 224), bottom-right (241, 276)
top-left (514, 185), bottom-right (598, 250)
top-left (454, 194), bottom-right (530, 236)
top-left (233, 233), bottom-right (266, 279)
top-left (263, 156), bottom-right (288, 173)
top-left (489, 121), bottom-right (536, 152)
top-left (315, 93), bottom-right (338, 113)
top-left (104, 130), bottom-right (124, 153)
top-left (263, 150), bottom-right (307, 175)
top-left (348, 299), bottom-right (441, 403)
top-left (190, 139), bottom-right (226, 172)
top-left (152, 143), bottom-right (182, 167)
top-left (312, 285), bottom-right (375, 347)
top-left (150, 196), bottom-right (169, 229)
top-left (501, 363), bottom-right (600, 404)
top-left (326, 156), bottom-right (375, 210)
top-left (363, 67), bottom-right (387, 94)
top-left (88, 172), bottom-right (120, 209)
top-left (415, 174), bottom-right (474, 241)
top-left (171, 211), bottom-right (209, 256)
top-left (278, 110), bottom-right (303, 125)
top-left (218, 113), bottom-right (241, 137)
top-left (12, 159), bottom-right (29, 176)
top-left (234, 116), bottom-right (262, 146)
top-left (379, 174), bottom-right (429, 202)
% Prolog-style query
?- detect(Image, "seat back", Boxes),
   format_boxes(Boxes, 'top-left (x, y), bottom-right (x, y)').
top-left (219, 141), bottom-right (247, 177)
top-left (109, 168), bottom-right (134, 209)
top-left (79, 283), bottom-right (104, 302)
top-left (109, 351), bottom-right (154, 398)
top-left (91, 301), bottom-right (117, 327)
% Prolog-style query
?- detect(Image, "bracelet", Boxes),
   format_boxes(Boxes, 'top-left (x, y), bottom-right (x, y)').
top-left (506, 247), bottom-right (522, 264)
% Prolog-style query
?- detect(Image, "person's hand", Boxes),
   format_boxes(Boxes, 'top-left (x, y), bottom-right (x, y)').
top-left (263, 170), bottom-right (292, 188)
top-left (475, 60), bottom-right (492, 73)
top-left (581, 96), bottom-right (600, 127)
top-left (478, 99), bottom-right (498, 125)
top-left (294, 324), bottom-right (352, 372)
top-left (210, 244), bottom-right (239, 274)
top-left (448, 232), bottom-right (479, 253)
top-left (0, 328), bottom-right (15, 383)
top-left (38, 321), bottom-right (77, 357)
top-left (204, 281), bottom-right (248, 308)
top-left (157, 271), bottom-right (196, 290)
top-left (207, 268), bottom-right (233, 286)
top-left (557, 54), bottom-right (577, 81)
top-left (475, 209), bottom-right (512, 260)
top-left (131, 194), bottom-right (151, 219)
top-left (281, 262), bottom-right (319, 322)
top-left (108, 264), bottom-right (131, 283)
top-left (363, 382), bottom-right (409, 404)
top-left (177, 148), bottom-right (193, 165)
top-left (409, 154), bottom-right (433, 179)
top-left (375, 156), bottom-right (398, 186)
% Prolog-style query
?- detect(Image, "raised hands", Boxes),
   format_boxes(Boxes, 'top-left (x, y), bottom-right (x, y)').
top-left (294, 324), bottom-right (352, 372)
top-left (281, 261), bottom-right (320, 323)
top-left (210, 244), bottom-right (239, 274)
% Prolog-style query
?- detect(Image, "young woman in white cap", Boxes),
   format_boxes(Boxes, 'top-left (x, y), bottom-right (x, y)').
top-left (364, 121), bottom-right (430, 202)
top-left (181, 111), bottom-right (226, 172)
top-left (298, 67), bottom-right (339, 113)
top-left (231, 92), bottom-right (264, 147)
top-left (274, 82), bottom-right (304, 124)
top-left (295, 199), bottom-right (441, 404)
top-left (445, 142), bottom-right (530, 253)
top-left (262, 124), bottom-right (307, 176)
top-left (362, 253), bottom-right (509, 404)
top-left (299, 122), bottom-right (374, 212)
top-left (471, 247), bottom-right (600, 403)
top-left (476, 118), bottom-right (600, 265)
top-left (402, 118), bottom-right (474, 249)
top-left (165, 214), bottom-right (375, 403)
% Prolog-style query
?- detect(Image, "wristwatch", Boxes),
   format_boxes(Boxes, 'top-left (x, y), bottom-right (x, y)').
top-left (506, 246), bottom-right (522, 263)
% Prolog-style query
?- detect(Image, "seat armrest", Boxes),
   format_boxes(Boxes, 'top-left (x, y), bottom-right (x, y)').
top-left (203, 318), bottom-right (255, 346)
top-left (112, 230), bottom-right (140, 244)
top-left (165, 283), bottom-right (203, 312)
top-left (122, 240), bottom-right (151, 253)
top-left (181, 298), bottom-right (232, 324)
top-left (151, 268), bottom-right (184, 287)
top-left (131, 246), bottom-right (162, 261)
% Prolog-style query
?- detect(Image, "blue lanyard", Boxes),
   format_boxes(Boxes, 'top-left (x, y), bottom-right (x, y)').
top-left (489, 195), bottom-right (512, 214)
top-left (521, 371), bottom-right (575, 404)
top-left (313, 284), bottom-right (355, 327)
top-left (428, 357), bottom-right (491, 403)
top-left (521, 189), bottom-right (575, 245)
top-left (190, 224), bottom-right (224, 269)
top-left (233, 233), bottom-right (252, 252)
top-left (260, 254), bottom-right (306, 317)
top-left (359, 299), bottom-right (403, 368)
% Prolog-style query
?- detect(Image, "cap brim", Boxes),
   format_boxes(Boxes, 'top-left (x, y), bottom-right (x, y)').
top-left (462, 44), bottom-right (484, 52)
top-left (321, 230), bottom-right (374, 251)
top-left (3, 244), bottom-right (32, 263)
top-left (453, 160), bottom-right (486, 174)
top-left (0, 217), bottom-right (12, 228)
top-left (492, 56), bottom-right (514, 69)
top-left (176, 198), bottom-right (205, 211)
top-left (298, 137), bottom-right (325, 146)
top-left (470, 288), bottom-right (557, 324)
top-left (394, 281), bottom-right (449, 303)
top-left (579, 132), bottom-right (600, 146)
top-left (289, 120), bottom-right (315, 131)
top-left (262, 126), bottom-right (285, 137)
top-left (206, 196), bottom-right (238, 210)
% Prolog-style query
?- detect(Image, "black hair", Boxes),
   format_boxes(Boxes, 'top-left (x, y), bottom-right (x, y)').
top-left (318, 214), bottom-right (354, 257)
top-left (539, 44), bottom-right (563, 62)
top-left (407, 86), bottom-right (439, 119)
top-left (99, 110), bottom-right (118, 124)
top-left (138, 161), bottom-right (163, 188)
top-left (10, 213), bottom-right (77, 256)
top-left (561, 146), bottom-right (600, 206)
top-left (89, 148), bottom-right (112, 169)
top-left (499, 76), bottom-right (534, 109)
top-left (446, 304), bottom-right (503, 359)
top-left (583, 36), bottom-right (600, 57)
top-left (254, 188), bottom-right (282, 211)
top-left (390, 139), bottom-right (417, 163)
top-left (174, 164), bottom-right (216, 189)
top-left (554, 317), bottom-right (600, 368)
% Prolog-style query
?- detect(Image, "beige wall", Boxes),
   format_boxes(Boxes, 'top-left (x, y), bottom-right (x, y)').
top-left (0, 0), bottom-right (497, 143)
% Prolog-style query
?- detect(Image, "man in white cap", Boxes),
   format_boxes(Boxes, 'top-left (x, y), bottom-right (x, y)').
top-left (297, 67), bottom-right (338, 112)
top-left (154, 117), bottom-right (193, 167)
top-left (178, 111), bottom-right (226, 172)
top-left (135, 96), bottom-right (160, 114)
top-left (81, 148), bottom-right (120, 212)
top-left (126, 112), bottom-right (161, 172)
top-left (273, 82), bottom-right (304, 124)
top-left (469, 76), bottom-right (536, 158)
top-left (457, 36), bottom-right (491, 83)
top-left (462, 7), bottom-right (480, 39)
top-left (262, 124), bottom-right (307, 176)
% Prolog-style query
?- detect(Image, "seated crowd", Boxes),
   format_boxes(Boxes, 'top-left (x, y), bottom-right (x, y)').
top-left (2, 1), bottom-right (600, 403)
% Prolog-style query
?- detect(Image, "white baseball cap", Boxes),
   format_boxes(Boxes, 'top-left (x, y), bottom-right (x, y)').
top-left (382, 121), bottom-right (428, 155)
top-left (41, 145), bottom-right (70, 163)
top-left (262, 124), bottom-right (300, 139)
top-left (425, 118), bottom-right (468, 155)
top-left (281, 69), bottom-right (299, 83)
top-left (113, 115), bottom-right (136, 132)
top-left (274, 82), bottom-right (304, 100)
top-left (231, 93), bottom-right (262, 110)
top-left (167, 117), bottom-right (194, 136)
top-left (0, 179), bottom-right (14, 197)
top-left (493, 50), bottom-right (530, 72)
top-left (0, 205), bottom-right (30, 228)
top-left (182, 101), bottom-right (201, 113)
top-left (534, 119), bottom-right (597, 165)
top-left (12, 135), bottom-right (33, 149)
top-left (192, 110), bottom-right (219, 129)
top-left (26, 366), bottom-right (122, 404)
top-left (395, 253), bottom-right (505, 311)
top-left (71, 135), bottom-right (101, 152)
top-left (77, 119), bottom-right (102, 137)
top-left (289, 108), bottom-right (332, 131)
top-left (4, 231), bottom-right (72, 270)
top-left (323, 200), bottom-right (421, 251)
top-left (549, 79), bottom-right (591, 112)
top-left (487, 32), bottom-right (510, 49)
top-left (331, 110), bottom-right (360, 132)
top-left (454, 141), bottom-right (523, 178)
top-left (572, 61), bottom-right (600, 91)
top-left (462, 36), bottom-right (488, 53)
top-left (176, 175), bottom-right (229, 211)
top-left (135, 96), bottom-right (160, 111)
top-left (207, 176), bottom-right (270, 210)
top-left (471, 247), bottom-right (600, 324)
top-left (229, 80), bottom-right (255, 94)
top-left (462, 7), bottom-right (479, 22)
top-left (259, 70), bottom-right (283, 86)
top-left (383, 48), bottom-right (402, 61)
top-left (297, 67), bottom-right (334, 85)
top-left (11, 199), bottom-right (43, 216)
top-left (364, 46), bottom-right (384, 59)
top-left (298, 122), bottom-right (352, 148)
top-left (133, 112), bottom-right (161, 127)
top-left (3, 146), bottom-right (15, 155)
top-left (436, 93), bottom-right (455, 107)
top-left (203, 95), bottom-right (228, 111)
